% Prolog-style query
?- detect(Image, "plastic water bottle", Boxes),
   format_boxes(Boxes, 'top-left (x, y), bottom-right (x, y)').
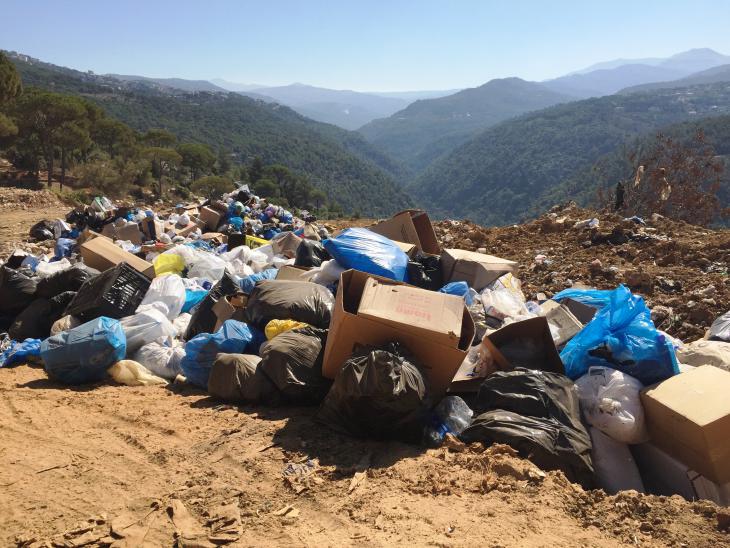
top-left (423, 396), bottom-right (474, 447)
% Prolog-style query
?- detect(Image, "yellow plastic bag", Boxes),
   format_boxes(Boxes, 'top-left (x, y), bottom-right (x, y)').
top-left (265, 319), bottom-right (309, 340)
top-left (154, 254), bottom-right (185, 276)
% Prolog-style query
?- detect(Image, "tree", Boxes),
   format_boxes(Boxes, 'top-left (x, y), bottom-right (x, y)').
top-left (142, 128), bottom-right (176, 148)
top-left (616, 131), bottom-right (726, 226)
top-left (56, 122), bottom-right (91, 189)
top-left (178, 142), bottom-right (216, 182)
top-left (14, 90), bottom-right (89, 185)
top-left (191, 175), bottom-right (234, 199)
top-left (248, 156), bottom-right (264, 183)
top-left (0, 52), bottom-right (22, 104)
top-left (142, 147), bottom-right (181, 197)
top-left (92, 118), bottom-right (136, 159)
top-left (215, 147), bottom-right (232, 176)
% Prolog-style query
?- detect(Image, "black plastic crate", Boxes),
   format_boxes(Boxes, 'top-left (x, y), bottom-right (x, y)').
top-left (65, 262), bottom-right (151, 322)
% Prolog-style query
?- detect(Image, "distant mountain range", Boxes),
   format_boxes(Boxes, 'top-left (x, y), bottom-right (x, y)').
top-left (358, 78), bottom-right (572, 173)
top-left (620, 63), bottom-right (730, 94)
top-left (107, 74), bottom-right (228, 93)
top-left (543, 48), bottom-right (730, 97)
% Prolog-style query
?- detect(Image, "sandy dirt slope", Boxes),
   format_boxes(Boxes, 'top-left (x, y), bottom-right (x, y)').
top-left (1, 364), bottom-right (726, 547)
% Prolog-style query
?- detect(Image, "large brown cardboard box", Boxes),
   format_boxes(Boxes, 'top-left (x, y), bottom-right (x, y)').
top-left (322, 269), bottom-right (475, 397)
top-left (212, 294), bottom-right (248, 331)
top-left (275, 265), bottom-right (312, 281)
top-left (541, 300), bottom-right (584, 347)
top-left (441, 248), bottom-right (517, 291)
top-left (481, 316), bottom-right (565, 374)
top-left (80, 236), bottom-right (155, 278)
top-left (368, 209), bottom-right (440, 255)
top-left (140, 218), bottom-right (165, 241)
top-left (115, 223), bottom-right (144, 245)
top-left (199, 206), bottom-right (222, 232)
top-left (641, 365), bottom-right (730, 484)
top-left (358, 277), bottom-right (463, 348)
top-left (392, 240), bottom-right (417, 258)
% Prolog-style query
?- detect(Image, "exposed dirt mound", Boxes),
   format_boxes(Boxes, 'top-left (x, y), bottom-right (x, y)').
top-left (434, 203), bottom-right (730, 341)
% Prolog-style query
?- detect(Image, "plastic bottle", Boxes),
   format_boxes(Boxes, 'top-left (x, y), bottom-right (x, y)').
top-left (423, 396), bottom-right (474, 447)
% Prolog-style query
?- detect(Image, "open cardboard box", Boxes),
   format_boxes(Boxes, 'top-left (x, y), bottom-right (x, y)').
top-left (80, 236), bottom-right (155, 278)
top-left (368, 209), bottom-right (440, 255)
top-left (199, 206), bottom-right (222, 232)
top-left (322, 269), bottom-right (475, 397)
top-left (441, 248), bottom-right (517, 291)
top-left (275, 265), bottom-right (312, 281)
top-left (212, 294), bottom-right (248, 331)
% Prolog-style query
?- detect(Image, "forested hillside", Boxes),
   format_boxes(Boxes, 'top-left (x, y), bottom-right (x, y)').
top-left (9, 53), bottom-right (411, 215)
top-left (358, 78), bottom-right (572, 173)
top-left (411, 83), bottom-right (730, 225)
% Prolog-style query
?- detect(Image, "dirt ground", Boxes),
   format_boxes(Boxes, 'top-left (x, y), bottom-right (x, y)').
top-left (1, 364), bottom-right (727, 548)
top-left (0, 193), bottom-right (728, 546)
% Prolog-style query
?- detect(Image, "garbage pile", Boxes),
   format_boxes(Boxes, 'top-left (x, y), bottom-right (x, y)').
top-left (1, 195), bottom-right (730, 507)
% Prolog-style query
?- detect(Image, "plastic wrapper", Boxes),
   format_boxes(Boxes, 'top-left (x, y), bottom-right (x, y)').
top-left (323, 227), bottom-right (409, 281)
top-left (243, 280), bottom-right (334, 330)
top-left (265, 319), bottom-right (310, 340)
top-left (137, 274), bottom-right (186, 321)
top-left (207, 353), bottom-right (279, 404)
top-left (466, 367), bottom-right (593, 486)
top-left (481, 274), bottom-right (531, 323)
top-left (0, 266), bottom-right (38, 314)
top-left (120, 307), bottom-right (177, 354)
top-left (295, 239), bottom-right (330, 268)
top-left (41, 317), bottom-right (126, 385)
top-left (259, 327), bottom-right (330, 405)
top-left (35, 264), bottom-right (96, 299)
top-left (574, 366), bottom-right (648, 444)
top-left (180, 319), bottom-right (264, 388)
top-left (317, 342), bottom-right (430, 442)
top-left (108, 359), bottom-right (167, 386)
top-left (560, 285), bottom-right (679, 385)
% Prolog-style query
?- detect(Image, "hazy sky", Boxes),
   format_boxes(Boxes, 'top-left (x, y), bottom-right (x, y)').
top-left (4, 0), bottom-right (730, 91)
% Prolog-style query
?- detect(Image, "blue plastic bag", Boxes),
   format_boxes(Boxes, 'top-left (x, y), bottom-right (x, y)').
top-left (0, 338), bottom-right (41, 367)
top-left (239, 268), bottom-right (277, 294)
top-left (182, 289), bottom-right (209, 313)
top-left (54, 238), bottom-right (76, 259)
top-left (560, 285), bottom-right (679, 385)
top-left (228, 216), bottom-right (244, 231)
top-left (323, 227), bottom-right (409, 281)
top-left (41, 317), bottom-right (126, 384)
top-left (180, 320), bottom-right (265, 388)
top-left (552, 287), bottom-right (614, 310)
top-left (439, 281), bottom-right (474, 305)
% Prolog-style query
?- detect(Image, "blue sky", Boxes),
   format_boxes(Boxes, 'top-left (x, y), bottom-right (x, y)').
top-left (3, 0), bottom-right (730, 91)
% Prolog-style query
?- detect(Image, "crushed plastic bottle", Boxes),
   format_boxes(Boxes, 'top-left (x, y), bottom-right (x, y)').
top-left (423, 396), bottom-right (474, 447)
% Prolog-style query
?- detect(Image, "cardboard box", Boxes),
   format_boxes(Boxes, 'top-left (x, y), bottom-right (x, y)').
top-left (562, 297), bottom-right (599, 325)
top-left (322, 269), bottom-right (475, 397)
top-left (441, 249), bottom-right (517, 291)
top-left (76, 228), bottom-right (108, 246)
top-left (393, 240), bottom-right (417, 258)
top-left (481, 316), bottom-right (565, 374)
top-left (212, 294), bottom-right (248, 331)
top-left (200, 232), bottom-right (227, 242)
top-left (275, 265), bottom-right (312, 281)
top-left (641, 365), bottom-right (730, 484)
top-left (271, 232), bottom-right (302, 259)
top-left (80, 236), bottom-right (155, 278)
top-left (368, 209), bottom-right (440, 255)
top-left (541, 300), bottom-right (584, 346)
top-left (140, 218), bottom-right (165, 241)
top-left (358, 277), bottom-right (463, 348)
top-left (115, 223), bottom-right (143, 245)
top-left (199, 206), bottom-right (222, 231)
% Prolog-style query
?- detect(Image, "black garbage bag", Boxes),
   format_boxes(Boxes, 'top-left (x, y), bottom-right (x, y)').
top-left (0, 266), bottom-right (38, 315)
top-left (465, 367), bottom-right (593, 486)
top-left (317, 342), bottom-right (431, 442)
top-left (208, 353), bottom-right (281, 405)
top-left (185, 271), bottom-right (240, 340)
top-left (295, 239), bottom-right (330, 268)
top-left (406, 252), bottom-right (443, 291)
top-left (259, 327), bottom-right (331, 405)
top-left (29, 220), bottom-right (55, 241)
top-left (709, 310), bottom-right (730, 342)
top-left (35, 265), bottom-right (98, 299)
top-left (243, 280), bottom-right (334, 330)
top-left (8, 291), bottom-right (76, 341)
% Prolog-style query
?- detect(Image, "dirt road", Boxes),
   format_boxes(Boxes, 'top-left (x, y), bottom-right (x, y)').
top-left (0, 364), bottom-right (725, 547)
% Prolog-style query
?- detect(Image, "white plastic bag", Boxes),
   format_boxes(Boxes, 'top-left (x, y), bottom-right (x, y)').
top-left (589, 428), bottom-right (645, 494)
top-left (35, 258), bottom-right (72, 278)
top-left (132, 342), bottom-right (184, 380)
top-left (137, 274), bottom-right (186, 320)
top-left (575, 366), bottom-right (648, 444)
top-left (108, 359), bottom-right (167, 386)
top-left (172, 312), bottom-right (192, 336)
top-left (310, 260), bottom-right (345, 286)
top-left (187, 252), bottom-right (227, 282)
top-left (120, 308), bottom-right (177, 354)
top-left (480, 273), bottom-right (532, 322)
top-left (248, 249), bottom-right (271, 273)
